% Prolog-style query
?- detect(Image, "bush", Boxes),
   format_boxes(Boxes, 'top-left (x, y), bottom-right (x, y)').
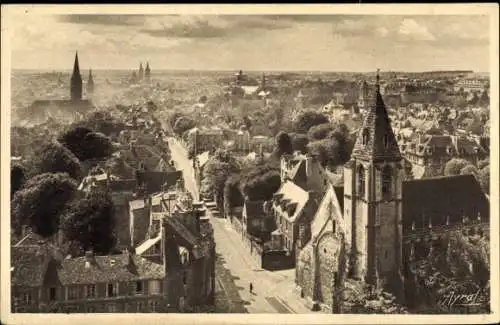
top-left (444, 158), bottom-right (470, 176)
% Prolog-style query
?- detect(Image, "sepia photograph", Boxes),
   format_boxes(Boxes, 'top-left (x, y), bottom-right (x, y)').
top-left (1, 4), bottom-right (498, 325)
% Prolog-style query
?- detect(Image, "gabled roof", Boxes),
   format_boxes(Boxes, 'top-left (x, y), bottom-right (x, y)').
top-left (48, 253), bottom-right (165, 285)
top-left (11, 245), bottom-right (51, 287)
top-left (137, 170), bottom-right (182, 195)
top-left (136, 235), bottom-right (162, 255)
top-left (351, 78), bottom-right (402, 163)
top-left (402, 175), bottom-right (489, 231)
top-left (310, 184), bottom-right (347, 245)
top-left (273, 181), bottom-right (309, 223)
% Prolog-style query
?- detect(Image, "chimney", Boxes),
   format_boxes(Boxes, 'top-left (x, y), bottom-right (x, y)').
top-left (84, 250), bottom-right (95, 269)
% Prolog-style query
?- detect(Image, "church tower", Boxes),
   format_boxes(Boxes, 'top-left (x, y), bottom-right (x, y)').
top-left (343, 70), bottom-right (404, 291)
top-left (87, 69), bottom-right (94, 95)
top-left (139, 62), bottom-right (144, 80)
top-left (70, 52), bottom-right (83, 101)
top-left (145, 62), bottom-right (151, 82)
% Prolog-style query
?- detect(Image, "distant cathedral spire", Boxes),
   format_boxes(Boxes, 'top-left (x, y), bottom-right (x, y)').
top-left (139, 62), bottom-right (144, 80)
top-left (145, 62), bottom-right (151, 81)
top-left (87, 69), bottom-right (94, 94)
top-left (70, 51), bottom-right (83, 101)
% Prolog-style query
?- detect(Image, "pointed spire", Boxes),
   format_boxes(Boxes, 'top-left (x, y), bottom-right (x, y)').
top-left (350, 69), bottom-right (402, 163)
top-left (71, 51), bottom-right (83, 101)
top-left (73, 51), bottom-right (80, 75)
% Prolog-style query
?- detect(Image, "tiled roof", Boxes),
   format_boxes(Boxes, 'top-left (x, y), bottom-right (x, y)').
top-left (137, 171), bottom-right (182, 195)
top-left (402, 175), bottom-right (489, 231)
top-left (11, 245), bottom-right (50, 287)
top-left (49, 253), bottom-right (165, 285)
top-left (273, 181), bottom-right (309, 223)
top-left (351, 89), bottom-right (402, 163)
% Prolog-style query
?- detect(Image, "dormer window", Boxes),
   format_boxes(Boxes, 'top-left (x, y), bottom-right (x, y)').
top-left (362, 128), bottom-right (370, 145)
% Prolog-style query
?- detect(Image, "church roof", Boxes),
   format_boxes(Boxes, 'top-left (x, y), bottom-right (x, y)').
top-left (402, 175), bottom-right (489, 232)
top-left (351, 73), bottom-right (402, 163)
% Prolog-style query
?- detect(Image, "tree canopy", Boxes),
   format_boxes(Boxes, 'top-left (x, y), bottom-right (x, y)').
top-left (307, 122), bottom-right (334, 141)
top-left (444, 158), bottom-right (470, 176)
top-left (240, 162), bottom-right (281, 201)
top-left (290, 133), bottom-right (309, 154)
top-left (32, 141), bottom-right (82, 180)
top-left (202, 150), bottom-right (241, 211)
top-left (58, 126), bottom-right (114, 161)
top-left (73, 111), bottom-right (126, 136)
top-left (223, 175), bottom-right (244, 213)
top-left (11, 163), bottom-right (26, 199)
top-left (173, 116), bottom-right (197, 137)
top-left (274, 131), bottom-right (294, 158)
top-left (11, 172), bottom-right (78, 237)
top-left (293, 111), bottom-right (330, 134)
top-left (61, 188), bottom-right (116, 255)
top-left (307, 123), bottom-right (354, 168)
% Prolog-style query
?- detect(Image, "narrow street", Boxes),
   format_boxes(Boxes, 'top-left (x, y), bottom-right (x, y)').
top-left (167, 137), bottom-right (314, 313)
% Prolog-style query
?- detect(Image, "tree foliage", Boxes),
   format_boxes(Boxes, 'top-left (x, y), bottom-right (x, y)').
top-left (307, 122), bottom-right (334, 141)
top-left (293, 111), bottom-right (329, 134)
top-left (444, 158), bottom-right (470, 176)
top-left (61, 188), bottom-right (116, 255)
top-left (11, 163), bottom-right (26, 198)
top-left (173, 116), bottom-right (197, 137)
top-left (202, 150), bottom-right (241, 211)
top-left (73, 111), bottom-right (126, 136)
top-left (290, 133), bottom-right (309, 154)
top-left (274, 131), bottom-right (294, 158)
top-left (478, 166), bottom-right (489, 194)
top-left (11, 172), bottom-right (78, 237)
top-left (58, 126), bottom-right (114, 161)
top-left (307, 123), bottom-right (354, 168)
top-left (341, 280), bottom-right (408, 314)
top-left (223, 175), bottom-right (244, 213)
top-left (32, 141), bottom-right (82, 180)
top-left (240, 162), bottom-right (281, 201)
top-left (460, 165), bottom-right (480, 178)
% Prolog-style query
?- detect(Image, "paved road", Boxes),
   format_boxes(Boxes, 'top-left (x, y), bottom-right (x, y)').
top-left (167, 137), bottom-right (314, 314)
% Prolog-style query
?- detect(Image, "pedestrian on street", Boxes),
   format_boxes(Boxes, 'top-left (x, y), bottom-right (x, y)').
top-left (249, 282), bottom-right (253, 294)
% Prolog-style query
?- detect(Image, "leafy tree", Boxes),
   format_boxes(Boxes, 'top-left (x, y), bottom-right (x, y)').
top-left (274, 131), bottom-right (294, 158)
top-left (173, 116), bottom-right (196, 137)
top-left (59, 126), bottom-right (114, 161)
top-left (61, 188), bottom-right (116, 255)
top-left (293, 111), bottom-right (330, 134)
top-left (460, 165), bottom-right (480, 178)
top-left (307, 123), bottom-right (353, 168)
top-left (240, 162), bottom-right (281, 201)
top-left (168, 111), bottom-right (185, 128)
top-left (199, 95), bottom-right (208, 104)
top-left (290, 133), bottom-right (309, 154)
top-left (307, 122), bottom-right (334, 141)
top-left (202, 150), bottom-right (241, 211)
top-left (444, 158), bottom-right (470, 176)
top-left (32, 141), bottom-right (82, 180)
top-left (223, 175), bottom-right (244, 213)
top-left (478, 166), bottom-right (489, 194)
top-left (477, 158), bottom-right (489, 170)
top-left (103, 155), bottom-right (135, 179)
top-left (11, 172), bottom-right (78, 237)
top-left (73, 111), bottom-right (126, 136)
top-left (11, 163), bottom-right (26, 198)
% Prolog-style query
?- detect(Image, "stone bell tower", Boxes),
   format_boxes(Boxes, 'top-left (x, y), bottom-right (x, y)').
top-left (343, 70), bottom-right (404, 293)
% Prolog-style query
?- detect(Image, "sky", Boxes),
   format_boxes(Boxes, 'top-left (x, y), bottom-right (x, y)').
top-left (8, 12), bottom-right (491, 72)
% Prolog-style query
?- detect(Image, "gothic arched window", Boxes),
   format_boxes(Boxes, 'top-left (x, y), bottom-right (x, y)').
top-left (362, 128), bottom-right (370, 145)
top-left (358, 165), bottom-right (365, 198)
top-left (382, 165), bottom-right (392, 199)
top-left (383, 134), bottom-right (390, 148)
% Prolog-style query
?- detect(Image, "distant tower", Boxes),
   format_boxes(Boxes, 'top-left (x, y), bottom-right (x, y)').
top-left (145, 62), bottom-right (151, 82)
top-left (236, 70), bottom-right (243, 85)
top-left (70, 52), bottom-right (83, 101)
top-left (357, 80), bottom-right (370, 111)
top-left (139, 62), bottom-right (144, 80)
top-left (87, 69), bottom-right (94, 95)
top-left (261, 73), bottom-right (266, 88)
top-left (343, 69), bottom-right (404, 292)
